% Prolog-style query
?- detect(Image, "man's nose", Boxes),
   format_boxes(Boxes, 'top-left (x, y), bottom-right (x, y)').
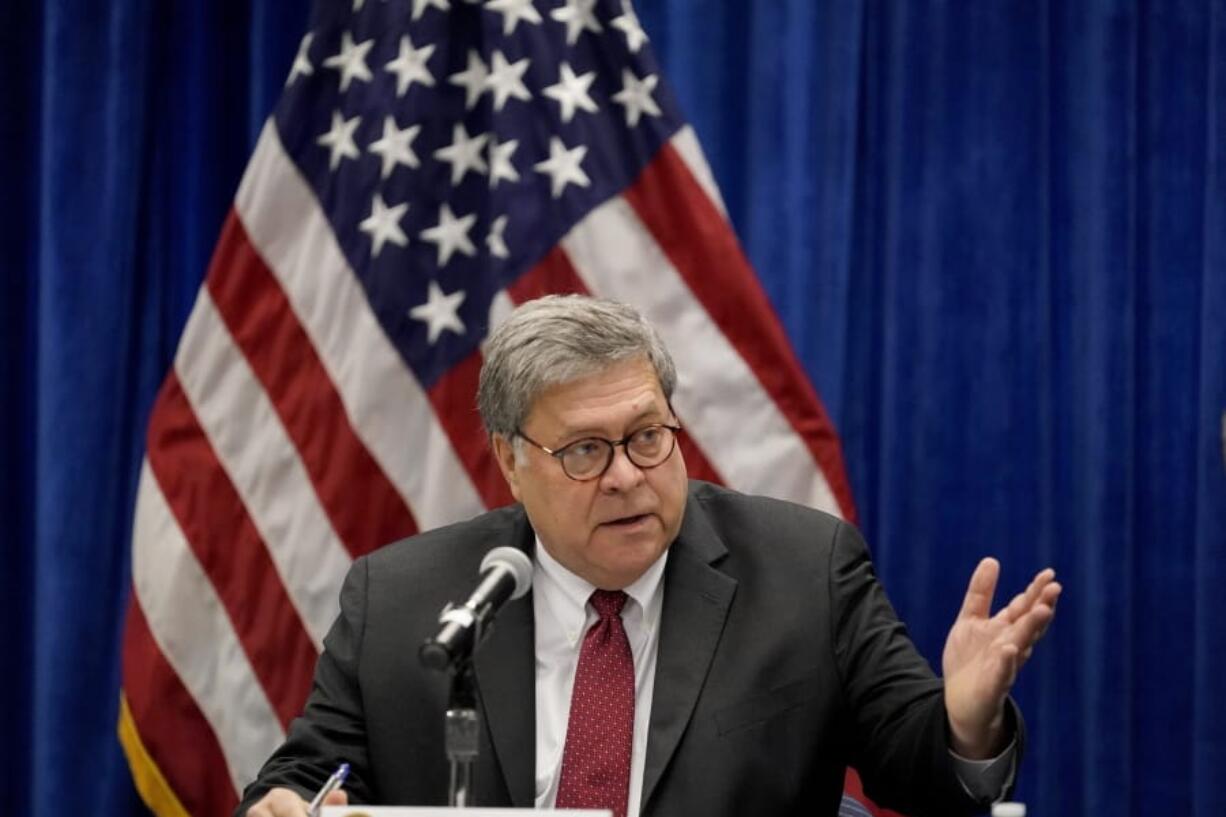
top-left (599, 443), bottom-right (645, 492)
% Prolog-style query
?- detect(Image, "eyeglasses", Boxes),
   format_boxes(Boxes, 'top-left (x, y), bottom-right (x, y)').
top-left (517, 423), bottom-right (682, 482)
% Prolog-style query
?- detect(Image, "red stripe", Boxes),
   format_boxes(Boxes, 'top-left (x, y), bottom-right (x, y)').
top-left (122, 597), bottom-right (240, 817)
top-left (206, 209), bottom-right (418, 553)
top-left (621, 144), bottom-right (858, 520)
top-left (843, 768), bottom-right (905, 817)
top-left (507, 244), bottom-right (591, 302)
top-left (507, 248), bottom-right (726, 486)
top-left (145, 374), bottom-right (318, 728)
top-left (427, 349), bottom-right (516, 509)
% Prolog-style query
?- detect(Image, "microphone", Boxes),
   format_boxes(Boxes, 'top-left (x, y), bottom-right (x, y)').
top-left (419, 546), bottom-right (533, 671)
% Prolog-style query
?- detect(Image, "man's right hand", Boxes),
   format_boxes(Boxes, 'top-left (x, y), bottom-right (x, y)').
top-left (244, 786), bottom-right (348, 816)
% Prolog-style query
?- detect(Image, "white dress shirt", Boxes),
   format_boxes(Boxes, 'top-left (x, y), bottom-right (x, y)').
top-left (532, 539), bottom-right (667, 817)
top-left (529, 538), bottom-right (1014, 814)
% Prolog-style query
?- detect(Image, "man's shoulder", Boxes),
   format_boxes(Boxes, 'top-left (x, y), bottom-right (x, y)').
top-left (687, 479), bottom-right (845, 530)
top-left (684, 479), bottom-right (850, 562)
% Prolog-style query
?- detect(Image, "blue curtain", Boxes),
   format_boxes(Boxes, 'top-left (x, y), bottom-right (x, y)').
top-left (4, 2), bottom-right (1223, 816)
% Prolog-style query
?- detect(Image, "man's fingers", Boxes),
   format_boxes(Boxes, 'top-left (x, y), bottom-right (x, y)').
top-left (998, 568), bottom-right (1057, 624)
top-left (1003, 597), bottom-right (1058, 655)
top-left (245, 787), bottom-right (312, 817)
top-left (959, 557), bottom-right (1001, 620)
top-left (324, 789), bottom-right (349, 806)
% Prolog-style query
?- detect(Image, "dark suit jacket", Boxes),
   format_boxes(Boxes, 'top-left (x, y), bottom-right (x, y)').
top-left (239, 480), bottom-right (1020, 816)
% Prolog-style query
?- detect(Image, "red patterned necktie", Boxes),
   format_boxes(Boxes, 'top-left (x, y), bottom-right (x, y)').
top-left (555, 589), bottom-right (635, 817)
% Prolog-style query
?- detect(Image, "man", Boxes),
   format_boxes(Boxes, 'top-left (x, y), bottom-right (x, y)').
top-left (241, 295), bottom-right (1060, 817)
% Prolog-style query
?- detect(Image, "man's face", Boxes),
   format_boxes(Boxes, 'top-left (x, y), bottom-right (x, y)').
top-left (493, 356), bottom-right (688, 590)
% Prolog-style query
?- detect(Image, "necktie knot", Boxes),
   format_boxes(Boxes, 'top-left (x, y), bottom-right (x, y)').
top-left (590, 589), bottom-right (628, 619)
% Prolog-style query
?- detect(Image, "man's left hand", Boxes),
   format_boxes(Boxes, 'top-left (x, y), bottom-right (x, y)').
top-left (942, 558), bottom-right (1061, 759)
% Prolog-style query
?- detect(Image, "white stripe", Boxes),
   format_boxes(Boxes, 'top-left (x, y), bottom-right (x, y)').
top-left (671, 125), bottom-right (728, 221)
top-left (483, 289), bottom-right (516, 350)
top-left (559, 197), bottom-right (842, 516)
top-left (130, 460), bottom-right (285, 793)
top-left (235, 121), bottom-right (486, 528)
top-left (174, 291), bottom-right (350, 648)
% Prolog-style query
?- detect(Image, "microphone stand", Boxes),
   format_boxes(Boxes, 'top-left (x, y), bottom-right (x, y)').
top-left (421, 548), bottom-right (532, 807)
top-left (426, 606), bottom-right (486, 807)
top-left (445, 657), bottom-right (480, 807)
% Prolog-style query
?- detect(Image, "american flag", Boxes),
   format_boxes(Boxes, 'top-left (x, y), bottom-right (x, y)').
top-left (117, 1), bottom-right (860, 815)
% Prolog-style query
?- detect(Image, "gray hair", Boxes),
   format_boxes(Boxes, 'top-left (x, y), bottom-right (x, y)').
top-left (477, 295), bottom-right (678, 439)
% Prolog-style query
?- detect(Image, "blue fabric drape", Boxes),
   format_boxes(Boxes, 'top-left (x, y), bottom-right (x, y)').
top-left (4, 2), bottom-right (1223, 816)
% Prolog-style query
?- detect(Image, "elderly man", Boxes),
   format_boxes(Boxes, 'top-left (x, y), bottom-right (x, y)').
top-left (241, 295), bottom-right (1059, 817)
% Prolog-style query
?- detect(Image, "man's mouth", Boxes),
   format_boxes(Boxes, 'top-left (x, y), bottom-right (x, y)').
top-left (602, 513), bottom-right (650, 528)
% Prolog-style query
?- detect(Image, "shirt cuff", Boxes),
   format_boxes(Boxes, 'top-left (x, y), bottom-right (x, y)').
top-left (949, 736), bottom-right (1018, 802)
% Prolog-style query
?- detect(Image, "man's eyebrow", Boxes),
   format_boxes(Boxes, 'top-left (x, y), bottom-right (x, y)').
top-left (558, 406), bottom-right (670, 441)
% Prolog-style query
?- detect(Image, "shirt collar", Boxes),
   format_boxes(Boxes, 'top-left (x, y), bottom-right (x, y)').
top-left (533, 535), bottom-right (668, 628)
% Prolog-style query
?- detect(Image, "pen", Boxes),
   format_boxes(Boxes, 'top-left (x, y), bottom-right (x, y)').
top-left (307, 763), bottom-right (349, 816)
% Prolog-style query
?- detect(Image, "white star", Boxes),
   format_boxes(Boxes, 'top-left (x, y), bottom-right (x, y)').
top-left (543, 62), bottom-right (598, 123)
top-left (322, 32), bottom-right (375, 92)
top-left (385, 35), bottom-right (435, 97)
top-left (287, 32), bottom-right (314, 86)
top-left (612, 69), bottom-right (661, 127)
top-left (534, 137), bottom-right (590, 198)
top-left (420, 203), bottom-right (478, 266)
top-left (449, 50), bottom-right (489, 110)
top-left (409, 281), bottom-right (467, 345)
top-left (316, 110), bottom-right (362, 170)
top-left (433, 124), bottom-right (490, 185)
top-left (485, 0), bottom-right (543, 34)
top-left (488, 138), bottom-right (520, 188)
top-left (367, 116), bottom-right (421, 179)
top-left (358, 193), bottom-right (409, 258)
top-left (486, 215), bottom-right (510, 259)
top-left (412, 0), bottom-right (450, 20)
top-left (611, 1), bottom-right (648, 53)
top-left (550, 0), bottom-right (602, 45)
top-left (353, 0), bottom-right (364, 9)
top-left (484, 51), bottom-right (532, 111)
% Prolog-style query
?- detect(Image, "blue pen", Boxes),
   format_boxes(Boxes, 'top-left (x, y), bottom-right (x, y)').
top-left (307, 763), bottom-right (350, 816)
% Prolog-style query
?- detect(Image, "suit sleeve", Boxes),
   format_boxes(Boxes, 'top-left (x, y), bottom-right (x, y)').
top-left (235, 556), bottom-right (377, 815)
top-left (828, 520), bottom-right (1023, 816)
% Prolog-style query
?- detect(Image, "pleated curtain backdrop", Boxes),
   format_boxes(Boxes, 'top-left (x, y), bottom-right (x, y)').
top-left (3, 2), bottom-right (1223, 817)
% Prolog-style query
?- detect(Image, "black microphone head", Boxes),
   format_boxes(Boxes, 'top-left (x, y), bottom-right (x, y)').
top-left (479, 546), bottom-right (533, 599)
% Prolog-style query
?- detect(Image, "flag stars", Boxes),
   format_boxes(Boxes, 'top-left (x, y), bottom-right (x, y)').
top-left (317, 110), bottom-right (362, 170)
top-left (323, 32), bottom-right (374, 92)
top-left (420, 203), bottom-right (478, 266)
top-left (287, 32), bottom-right (314, 86)
top-left (611, 1), bottom-right (649, 53)
top-left (450, 50), bottom-right (489, 110)
top-left (385, 35), bottom-right (435, 97)
top-left (433, 123), bottom-right (490, 185)
top-left (544, 62), bottom-right (599, 123)
top-left (534, 137), bottom-right (590, 198)
top-left (412, 0), bottom-right (449, 20)
top-left (612, 69), bottom-right (661, 127)
top-left (486, 0), bottom-right (543, 35)
top-left (368, 116), bottom-right (421, 179)
top-left (359, 194), bottom-right (409, 257)
top-left (551, 0), bottom-right (602, 46)
top-left (487, 215), bottom-right (510, 259)
top-left (488, 137), bottom-right (520, 188)
top-left (484, 50), bottom-right (532, 111)
top-left (410, 281), bottom-right (467, 344)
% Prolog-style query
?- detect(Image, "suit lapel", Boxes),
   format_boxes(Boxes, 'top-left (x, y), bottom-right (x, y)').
top-left (640, 496), bottom-right (736, 811)
top-left (473, 510), bottom-right (537, 807)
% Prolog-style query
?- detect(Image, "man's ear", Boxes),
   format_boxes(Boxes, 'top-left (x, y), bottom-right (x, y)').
top-left (491, 433), bottom-right (522, 501)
